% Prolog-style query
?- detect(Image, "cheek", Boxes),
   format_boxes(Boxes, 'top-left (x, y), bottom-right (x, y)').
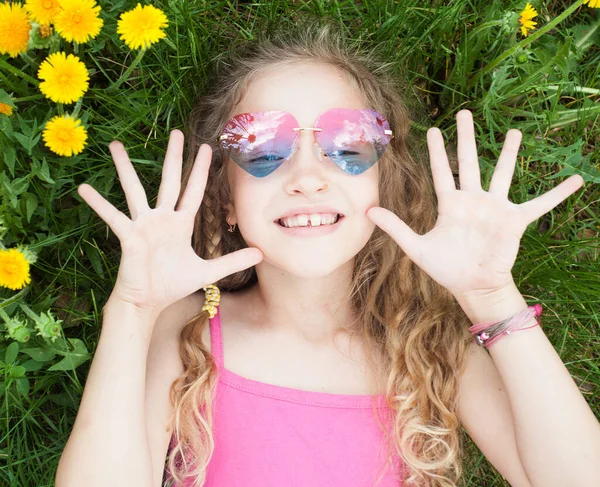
top-left (354, 168), bottom-right (380, 209)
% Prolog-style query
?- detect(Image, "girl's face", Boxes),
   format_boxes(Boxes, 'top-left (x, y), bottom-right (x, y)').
top-left (224, 61), bottom-right (380, 278)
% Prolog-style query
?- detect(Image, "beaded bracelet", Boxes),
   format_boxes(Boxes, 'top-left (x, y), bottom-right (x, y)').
top-left (468, 304), bottom-right (543, 349)
top-left (202, 284), bottom-right (221, 318)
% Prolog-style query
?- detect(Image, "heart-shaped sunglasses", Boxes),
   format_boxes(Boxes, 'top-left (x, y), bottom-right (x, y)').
top-left (216, 108), bottom-right (393, 178)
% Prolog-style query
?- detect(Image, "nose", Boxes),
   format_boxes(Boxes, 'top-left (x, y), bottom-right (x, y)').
top-left (284, 131), bottom-right (330, 194)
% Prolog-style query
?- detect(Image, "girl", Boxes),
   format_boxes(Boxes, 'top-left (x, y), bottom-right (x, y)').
top-left (57, 20), bottom-right (599, 487)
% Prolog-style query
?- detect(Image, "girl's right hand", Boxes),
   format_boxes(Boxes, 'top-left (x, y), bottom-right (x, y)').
top-left (77, 129), bottom-right (263, 315)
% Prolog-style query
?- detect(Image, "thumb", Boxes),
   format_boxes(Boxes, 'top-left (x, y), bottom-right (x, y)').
top-left (367, 207), bottom-right (421, 261)
top-left (203, 247), bottom-right (264, 284)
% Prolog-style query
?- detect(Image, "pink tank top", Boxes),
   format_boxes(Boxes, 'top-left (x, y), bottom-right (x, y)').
top-left (172, 306), bottom-right (405, 486)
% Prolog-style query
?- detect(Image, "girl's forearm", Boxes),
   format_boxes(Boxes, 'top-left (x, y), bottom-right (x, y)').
top-left (456, 283), bottom-right (600, 487)
top-left (55, 297), bottom-right (160, 487)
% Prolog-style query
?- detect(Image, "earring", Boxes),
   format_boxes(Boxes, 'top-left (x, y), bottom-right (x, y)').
top-left (227, 217), bottom-right (237, 233)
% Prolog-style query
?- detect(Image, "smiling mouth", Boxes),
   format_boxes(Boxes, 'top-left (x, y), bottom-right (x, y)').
top-left (276, 215), bottom-right (344, 228)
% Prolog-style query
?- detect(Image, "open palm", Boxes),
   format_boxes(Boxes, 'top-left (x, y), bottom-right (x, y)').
top-left (366, 110), bottom-right (584, 299)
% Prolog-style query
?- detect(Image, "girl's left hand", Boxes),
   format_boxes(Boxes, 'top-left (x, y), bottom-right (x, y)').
top-left (366, 109), bottom-right (585, 300)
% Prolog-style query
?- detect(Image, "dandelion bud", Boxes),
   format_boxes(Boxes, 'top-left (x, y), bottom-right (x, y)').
top-left (500, 11), bottom-right (519, 34)
top-left (20, 304), bottom-right (63, 343)
top-left (516, 53), bottom-right (529, 64)
top-left (4, 315), bottom-right (31, 343)
top-left (39, 24), bottom-right (53, 38)
top-left (33, 310), bottom-right (63, 342)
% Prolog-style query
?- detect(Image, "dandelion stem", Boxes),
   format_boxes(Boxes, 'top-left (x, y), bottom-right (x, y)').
top-left (0, 287), bottom-right (30, 311)
top-left (0, 58), bottom-right (39, 86)
top-left (467, 0), bottom-right (585, 89)
top-left (71, 97), bottom-right (83, 118)
top-left (21, 52), bottom-right (39, 71)
top-left (19, 303), bottom-right (39, 322)
top-left (106, 49), bottom-right (146, 94)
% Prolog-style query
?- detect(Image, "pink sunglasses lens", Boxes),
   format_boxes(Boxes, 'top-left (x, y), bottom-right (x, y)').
top-left (315, 108), bottom-right (391, 175)
top-left (219, 111), bottom-right (298, 178)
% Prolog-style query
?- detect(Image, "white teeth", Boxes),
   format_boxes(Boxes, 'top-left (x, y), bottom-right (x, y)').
top-left (279, 213), bottom-right (339, 228)
top-left (297, 214), bottom-right (309, 227)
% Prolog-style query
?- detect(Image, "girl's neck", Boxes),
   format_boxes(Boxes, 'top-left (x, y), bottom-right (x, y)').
top-left (238, 263), bottom-right (358, 343)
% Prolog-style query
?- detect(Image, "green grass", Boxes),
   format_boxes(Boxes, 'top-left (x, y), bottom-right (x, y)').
top-left (0, 0), bottom-right (599, 485)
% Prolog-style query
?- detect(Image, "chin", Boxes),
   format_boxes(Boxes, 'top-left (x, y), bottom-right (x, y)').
top-left (259, 251), bottom-right (356, 279)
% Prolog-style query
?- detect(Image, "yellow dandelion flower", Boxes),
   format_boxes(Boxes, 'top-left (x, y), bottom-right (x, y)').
top-left (42, 114), bottom-right (88, 157)
top-left (117, 3), bottom-right (168, 50)
top-left (25, 0), bottom-right (63, 25)
top-left (519, 2), bottom-right (538, 37)
top-left (0, 248), bottom-right (31, 291)
top-left (0, 102), bottom-right (13, 116)
top-left (38, 52), bottom-right (89, 104)
top-left (0, 3), bottom-right (31, 58)
top-left (54, 0), bottom-right (103, 44)
top-left (583, 0), bottom-right (600, 7)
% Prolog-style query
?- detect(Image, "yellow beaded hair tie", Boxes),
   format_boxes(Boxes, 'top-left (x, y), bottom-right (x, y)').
top-left (202, 284), bottom-right (221, 318)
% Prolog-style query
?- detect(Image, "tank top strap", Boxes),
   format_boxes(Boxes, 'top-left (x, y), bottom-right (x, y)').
top-left (209, 306), bottom-right (224, 368)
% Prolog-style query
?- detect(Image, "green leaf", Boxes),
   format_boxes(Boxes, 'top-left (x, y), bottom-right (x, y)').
top-left (549, 153), bottom-right (600, 184)
top-left (4, 176), bottom-right (30, 196)
top-left (13, 132), bottom-right (32, 153)
top-left (5, 341), bottom-right (19, 364)
top-left (16, 377), bottom-right (29, 395)
top-left (33, 158), bottom-right (56, 185)
top-left (21, 359), bottom-right (43, 372)
top-left (47, 338), bottom-right (91, 371)
top-left (8, 365), bottom-right (26, 378)
top-left (83, 241), bottom-right (105, 278)
top-left (20, 347), bottom-right (56, 362)
top-left (1, 145), bottom-right (16, 177)
top-left (22, 192), bottom-right (38, 223)
top-left (17, 115), bottom-right (32, 137)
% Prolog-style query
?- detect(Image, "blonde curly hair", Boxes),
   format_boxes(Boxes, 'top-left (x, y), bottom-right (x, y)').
top-left (164, 18), bottom-right (474, 487)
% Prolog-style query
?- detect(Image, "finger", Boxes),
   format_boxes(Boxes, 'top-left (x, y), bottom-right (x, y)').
top-left (427, 127), bottom-right (456, 200)
top-left (456, 110), bottom-right (482, 191)
top-left (77, 184), bottom-right (132, 239)
top-left (518, 175), bottom-right (585, 225)
top-left (156, 129), bottom-right (184, 209)
top-left (177, 144), bottom-right (212, 215)
top-left (489, 129), bottom-right (521, 199)
top-left (367, 207), bottom-right (421, 263)
top-left (109, 140), bottom-right (151, 220)
top-left (202, 247), bottom-right (264, 284)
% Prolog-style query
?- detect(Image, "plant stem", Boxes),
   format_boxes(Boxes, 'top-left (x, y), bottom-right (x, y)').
top-left (21, 52), bottom-right (39, 71)
top-left (13, 94), bottom-right (45, 102)
top-left (467, 0), bottom-right (584, 89)
top-left (0, 287), bottom-right (30, 311)
top-left (71, 97), bottom-right (83, 118)
top-left (106, 49), bottom-right (146, 94)
top-left (0, 58), bottom-right (39, 86)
